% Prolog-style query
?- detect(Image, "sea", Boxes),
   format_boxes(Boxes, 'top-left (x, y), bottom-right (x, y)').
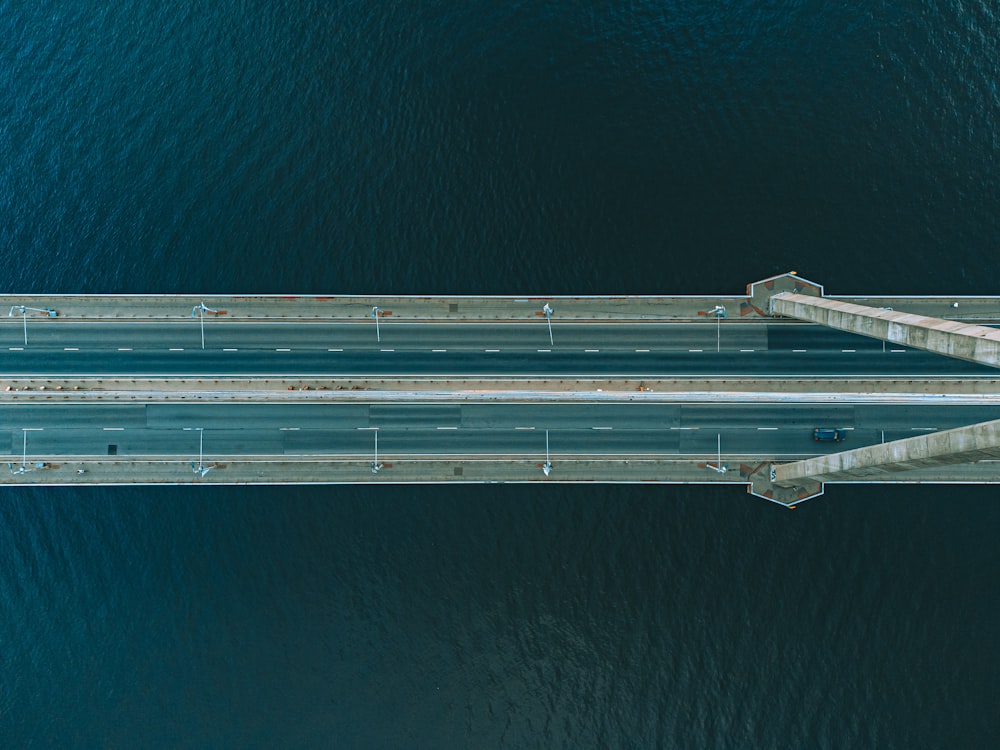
top-left (1, 1), bottom-right (999, 747)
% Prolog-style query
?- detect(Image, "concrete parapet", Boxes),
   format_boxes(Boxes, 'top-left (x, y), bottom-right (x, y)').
top-left (769, 292), bottom-right (1000, 368)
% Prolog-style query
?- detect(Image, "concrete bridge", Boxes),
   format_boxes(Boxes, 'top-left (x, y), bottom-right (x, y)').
top-left (4, 273), bottom-right (1000, 506)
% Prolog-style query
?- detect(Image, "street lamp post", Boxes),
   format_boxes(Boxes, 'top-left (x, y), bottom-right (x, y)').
top-left (706, 433), bottom-right (728, 474)
top-left (710, 305), bottom-right (727, 353)
top-left (371, 306), bottom-right (381, 343)
top-left (8, 428), bottom-right (42, 475)
top-left (8, 306), bottom-right (57, 346)
top-left (190, 427), bottom-right (211, 477)
top-left (371, 430), bottom-right (383, 474)
top-left (542, 303), bottom-right (554, 345)
top-left (7, 430), bottom-right (28, 474)
top-left (191, 303), bottom-right (218, 350)
top-left (542, 429), bottom-right (552, 476)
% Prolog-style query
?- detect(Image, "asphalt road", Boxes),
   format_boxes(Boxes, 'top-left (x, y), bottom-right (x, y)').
top-left (0, 320), bottom-right (993, 377)
top-left (0, 319), bottom-right (933, 351)
top-left (4, 402), bottom-right (999, 461)
top-left (3, 320), bottom-right (995, 471)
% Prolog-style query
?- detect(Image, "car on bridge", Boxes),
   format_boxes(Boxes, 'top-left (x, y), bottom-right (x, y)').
top-left (813, 427), bottom-right (848, 442)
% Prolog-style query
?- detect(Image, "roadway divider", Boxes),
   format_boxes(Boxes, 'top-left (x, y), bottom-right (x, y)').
top-left (2, 377), bottom-right (1000, 403)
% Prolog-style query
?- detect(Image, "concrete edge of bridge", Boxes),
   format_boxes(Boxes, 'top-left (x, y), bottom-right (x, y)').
top-left (6, 456), bottom-right (999, 502)
top-left (6, 287), bottom-right (1000, 323)
top-left (0, 457), bottom-right (757, 488)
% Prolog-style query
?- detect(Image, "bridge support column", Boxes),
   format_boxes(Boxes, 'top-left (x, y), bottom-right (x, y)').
top-left (768, 291), bottom-right (1000, 369)
top-left (775, 418), bottom-right (1000, 487)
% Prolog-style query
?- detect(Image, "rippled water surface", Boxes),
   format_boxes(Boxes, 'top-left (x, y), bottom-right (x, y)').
top-left (1, 1), bottom-right (999, 746)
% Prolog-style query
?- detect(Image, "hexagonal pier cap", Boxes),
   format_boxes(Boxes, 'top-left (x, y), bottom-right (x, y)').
top-left (746, 272), bottom-right (824, 318)
top-left (746, 462), bottom-right (825, 506)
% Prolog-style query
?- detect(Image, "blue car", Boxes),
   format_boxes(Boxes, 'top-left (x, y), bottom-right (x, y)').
top-left (813, 428), bottom-right (848, 442)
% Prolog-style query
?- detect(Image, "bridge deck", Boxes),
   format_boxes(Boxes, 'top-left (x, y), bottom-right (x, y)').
top-left (3, 283), bottom-right (999, 500)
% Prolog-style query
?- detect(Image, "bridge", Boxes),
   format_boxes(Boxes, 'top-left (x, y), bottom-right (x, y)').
top-left (4, 273), bottom-right (1000, 506)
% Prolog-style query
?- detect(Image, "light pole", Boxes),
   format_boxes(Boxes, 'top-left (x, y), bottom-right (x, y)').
top-left (542, 303), bottom-right (553, 345)
top-left (8, 428), bottom-right (42, 475)
top-left (710, 305), bottom-right (727, 353)
top-left (190, 427), bottom-right (211, 476)
top-left (371, 306), bottom-right (381, 343)
top-left (542, 429), bottom-right (552, 476)
top-left (8, 305), bottom-right (57, 346)
top-left (706, 433), bottom-right (727, 474)
top-left (371, 430), bottom-right (383, 474)
top-left (191, 302), bottom-right (218, 350)
top-left (7, 430), bottom-right (28, 474)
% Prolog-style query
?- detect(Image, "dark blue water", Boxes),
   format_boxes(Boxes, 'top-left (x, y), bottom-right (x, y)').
top-left (2, 1), bottom-right (999, 746)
